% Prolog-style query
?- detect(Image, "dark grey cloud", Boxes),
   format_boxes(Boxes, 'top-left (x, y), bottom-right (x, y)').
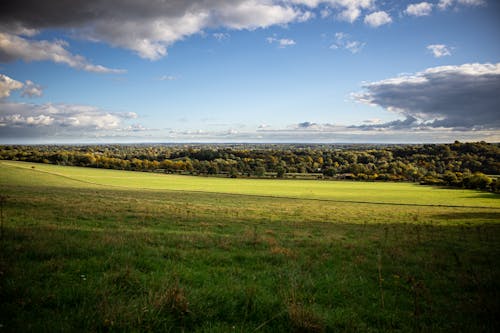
top-left (288, 122), bottom-right (344, 131)
top-left (297, 121), bottom-right (317, 128)
top-left (353, 63), bottom-right (500, 130)
top-left (352, 116), bottom-right (418, 130)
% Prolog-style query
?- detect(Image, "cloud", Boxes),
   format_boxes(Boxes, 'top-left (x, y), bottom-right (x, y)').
top-left (158, 75), bottom-right (178, 81)
top-left (0, 1), bottom-right (384, 61)
top-left (279, 38), bottom-right (297, 47)
top-left (0, 73), bottom-right (142, 139)
top-left (333, 0), bottom-right (375, 23)
top-left (0, 1), bottom-right (313, 61)
top-left (267, 37), bottom-right (296, 48)
top-left (438, 0), bottom-right (454, 9)
top-left (457, 0), bottom-right (485, 5)
top-left (438, 0), bottom-right (485, 10)
top-left (0, 73), bottom-right (23, 98)
top-left (362, 118), bottom-right (382, 124)
top-left (0, 102), bottom-right (137, 129)
top-left (0, 32), bottom-right (125, 73)
top-left (296, 121), bottom-right (319, 129)
top-left (255, 121), bottom-right (499, 143)
top-left (352, 116), bottom-right (419, 130)
top-left (0, 73), bottom-right (43, 99)
top-left (320, 8), bottom-right (332, 18)
top-left (121, 124), bottom-right (150, 132)
top-left (21, 80), bottom-right (43, 97)
top-left (353, 63), bottom-right (500, 130)
top-left (213, 32), bottom-right (230, 41)
top-left (285, 0), bottom-right (377, 22)
top-left (405, 2), bottom-right (433, 16)
top-left (0, 0), bottom-right (487, 64)
top-left (427, 44), bottom-right (452, 58)
top-left (286, 122), bottom-right (350, 132)
top-left (330, 32), bottom-right (365, 53)
top-left (364, 11), bottom-right (392, 27)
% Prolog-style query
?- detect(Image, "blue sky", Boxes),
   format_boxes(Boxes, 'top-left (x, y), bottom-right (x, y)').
top-left (0, 0), bottom-right (499, 143)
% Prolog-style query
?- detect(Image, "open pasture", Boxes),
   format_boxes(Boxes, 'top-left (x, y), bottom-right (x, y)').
top-left (1, 160), bottom-right (498, 208)
top-left (0, 161), bottom-right (499, 332)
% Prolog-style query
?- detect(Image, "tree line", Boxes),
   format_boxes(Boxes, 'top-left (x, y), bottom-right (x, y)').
top-left (1, 141), bottom-right (499, 192)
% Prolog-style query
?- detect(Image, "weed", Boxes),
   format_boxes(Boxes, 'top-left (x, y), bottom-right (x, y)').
top-left (287, 291), bottom-right (324, 333)
top-left (151, 282), bottom-right (190, 320)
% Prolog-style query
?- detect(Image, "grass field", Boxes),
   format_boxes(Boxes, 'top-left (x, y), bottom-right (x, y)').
top-left (0, 160), bottom-right (499, 332)
top-left (2, 160), bottom-right (499, 208)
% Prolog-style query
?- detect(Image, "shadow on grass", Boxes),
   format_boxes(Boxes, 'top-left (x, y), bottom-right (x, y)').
top-left (464, 193), bottom-right (500, 199)
top-left (1, 221), bottom-right (500, 332)
top-left (433, 212), bottom-right (500, 221)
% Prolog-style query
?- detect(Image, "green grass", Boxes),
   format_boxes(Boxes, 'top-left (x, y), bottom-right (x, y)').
top-left (0, 161), bottom-right (499, 332)
top-left (2, 160), bottom-right (499, 208)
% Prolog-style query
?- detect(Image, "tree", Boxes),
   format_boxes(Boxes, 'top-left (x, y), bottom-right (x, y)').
top-left (255, 166), bottom-right (266, 177)
top-left (276, 166), bottom-right (285, 178)
top-left (227, 168), bottom-right (236, 178)
top-left (464, 172), bottom-right (492, 190)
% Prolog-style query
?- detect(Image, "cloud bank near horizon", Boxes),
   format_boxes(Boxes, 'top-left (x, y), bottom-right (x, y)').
top-left (1, 63), bottom-right (500, 144)
top-left (0, 74), bottom-right (143, 140)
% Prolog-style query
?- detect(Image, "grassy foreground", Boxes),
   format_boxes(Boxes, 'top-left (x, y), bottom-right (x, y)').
top-left (0, 161), bottom-right (499, 332)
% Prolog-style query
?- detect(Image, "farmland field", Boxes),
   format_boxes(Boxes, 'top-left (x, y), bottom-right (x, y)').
top-left (0, 160), bottom-right (499, 332)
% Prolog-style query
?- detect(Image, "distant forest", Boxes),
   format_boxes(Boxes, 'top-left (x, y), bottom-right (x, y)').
top-left (1, 141), bottom-right (499, 192)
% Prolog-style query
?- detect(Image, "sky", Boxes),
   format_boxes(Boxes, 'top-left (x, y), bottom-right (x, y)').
top-left (0, 0), bottom-right (499, 144)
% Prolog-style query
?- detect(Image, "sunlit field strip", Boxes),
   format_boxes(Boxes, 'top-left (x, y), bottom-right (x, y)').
top-left (2, 160), bottom-right (499, 208)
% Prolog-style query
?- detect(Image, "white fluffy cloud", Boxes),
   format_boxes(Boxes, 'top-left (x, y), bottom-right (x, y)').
top-left (0, 73), bottom-right (43, 99)
top-left (0, 32), bottom-right (125, 73)
top-left (405, 2), bottom-right (433, 16)
top-left (0, 73), bottom-right (142, 139)
top-left (287, 0), bottom-right (375, 22)
top-left (0, 101), bottom-right (144, 141)
top-left (0, 103), bottom-right (137, 130)
top-left (364, 11), bottom-right (392, 27)
top-left (0, 73), bottom-right (23, 98)
top-left (427, 44), bottom-right (452, 57)
top-left (353, 63), bottom-right (500, 129)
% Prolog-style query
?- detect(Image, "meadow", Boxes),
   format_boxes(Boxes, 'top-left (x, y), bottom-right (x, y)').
top-left (0, 160), bottom-right (499, 332)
